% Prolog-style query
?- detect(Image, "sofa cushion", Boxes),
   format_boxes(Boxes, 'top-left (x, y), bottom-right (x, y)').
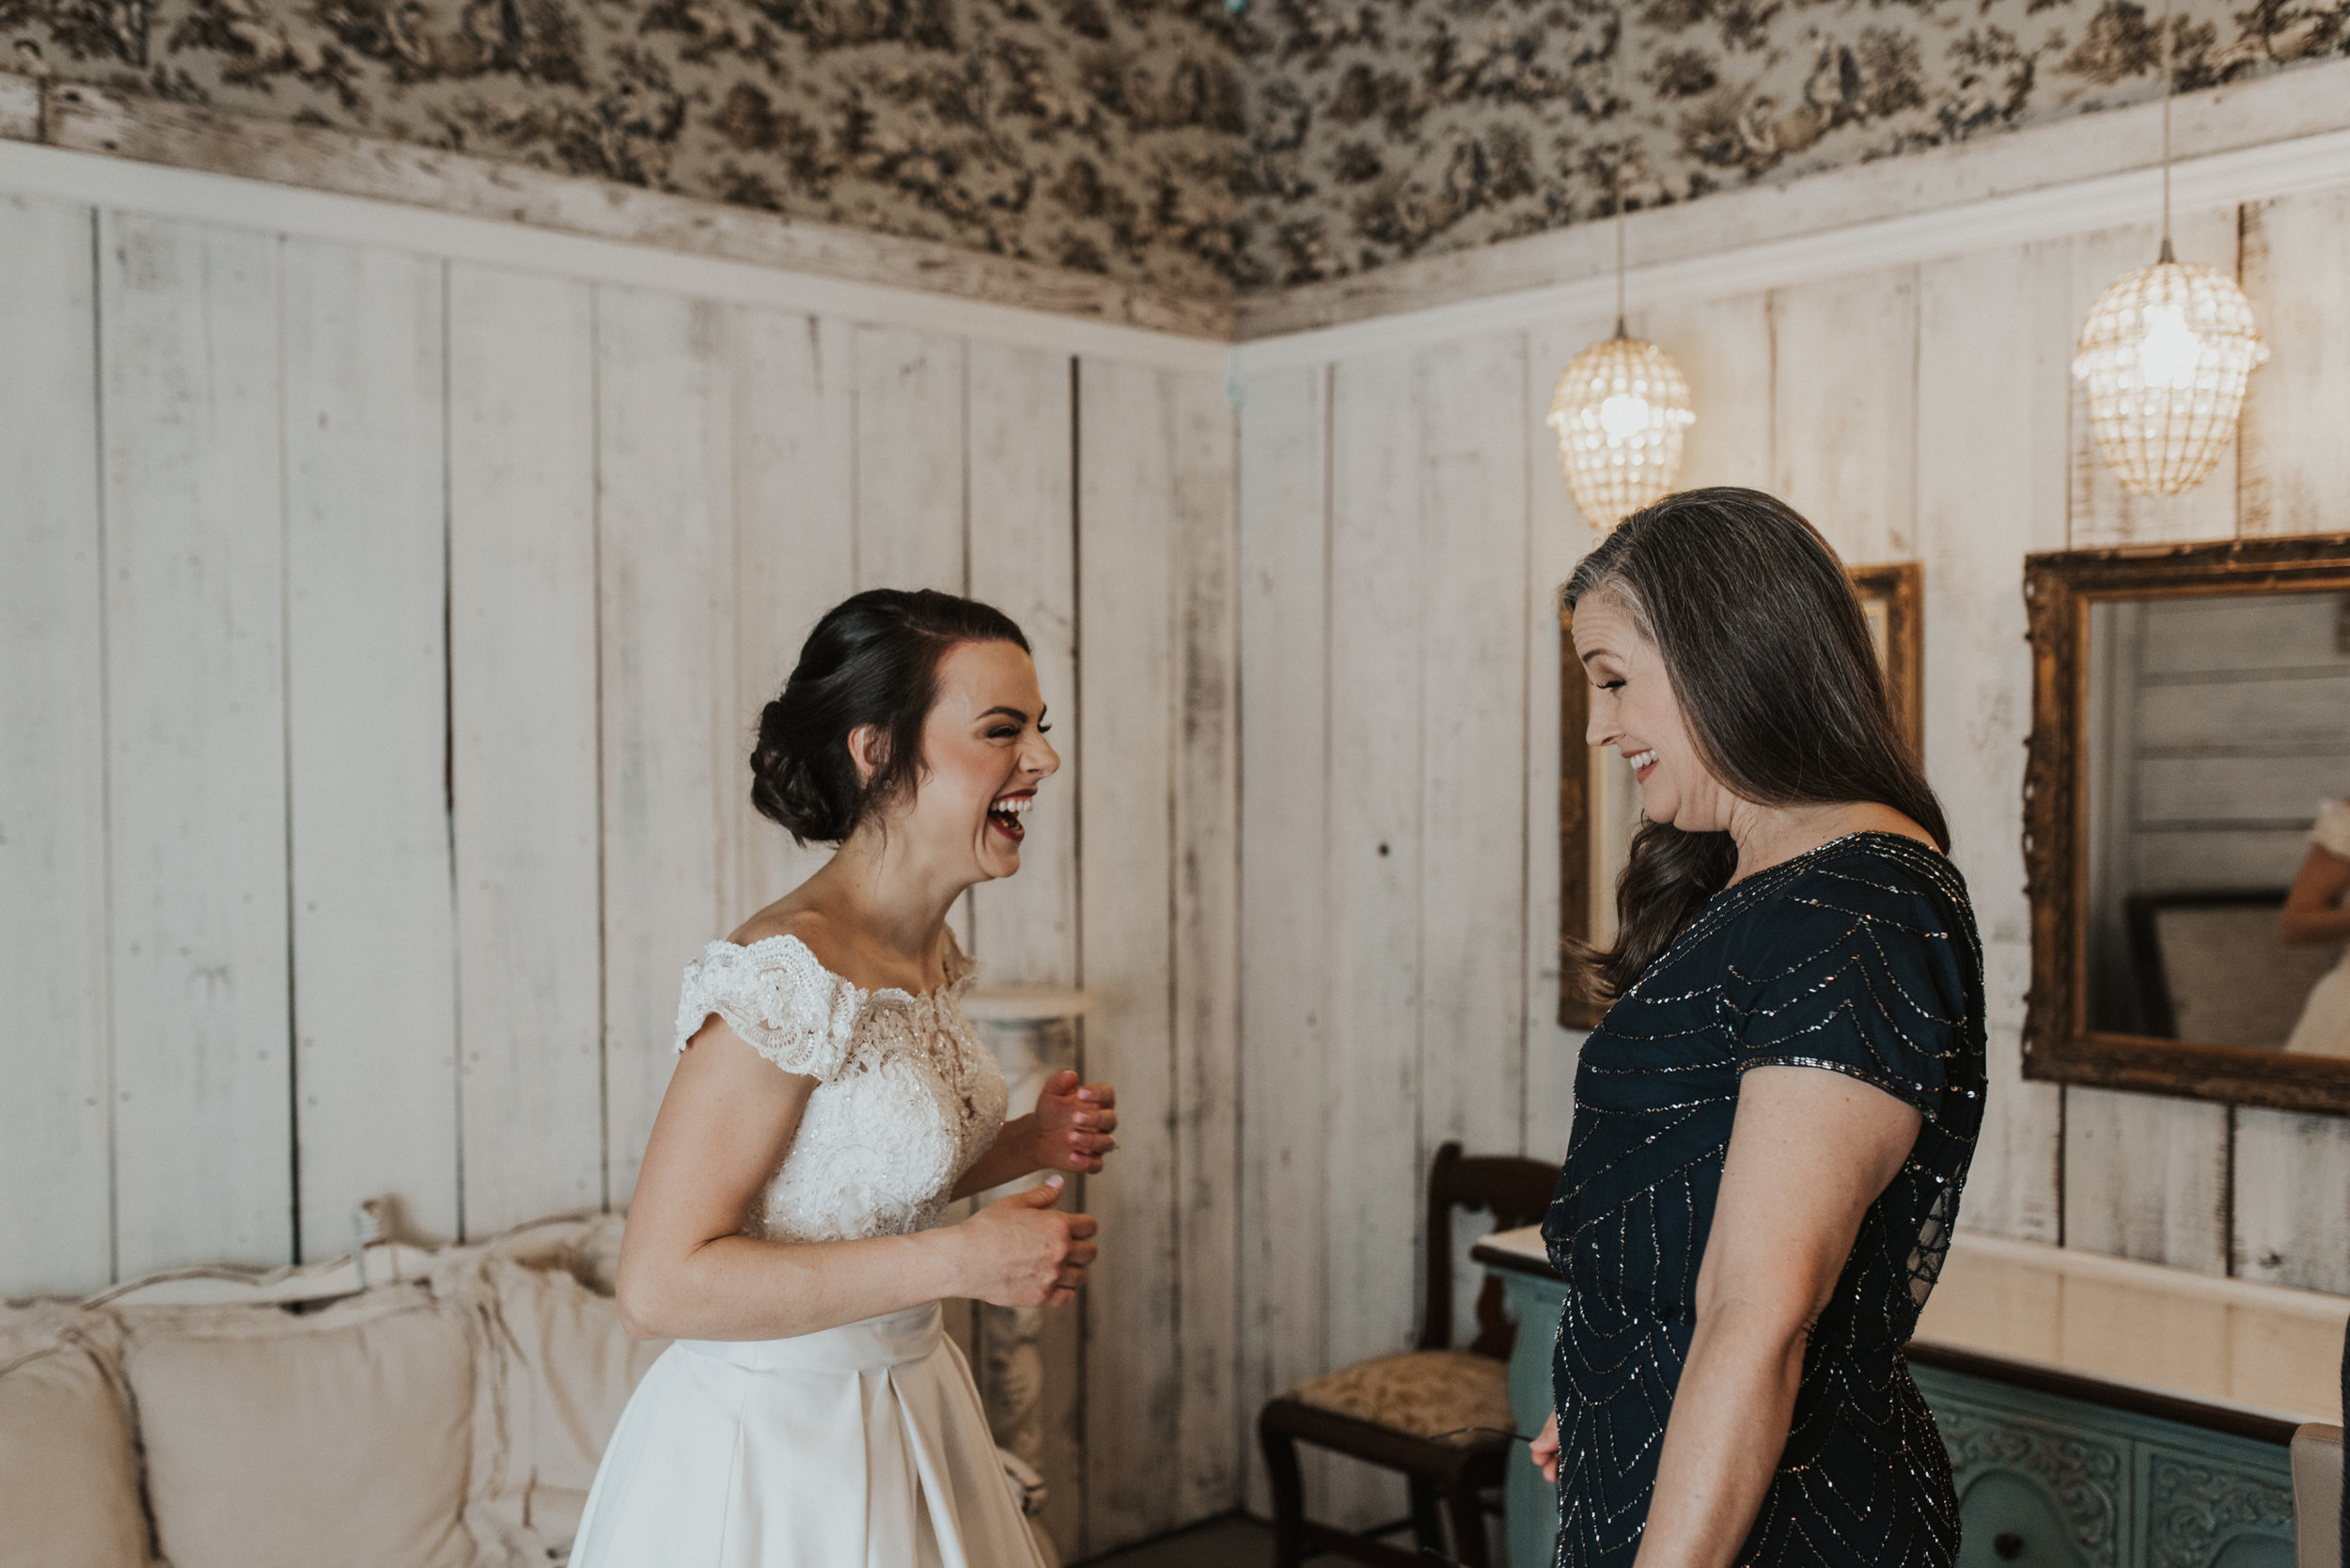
top-left (120, 1286), bottom-right (475, 1568)
top-left (0, 1309), bottom-right (150, 1568)
top-left (459, 1255), bottom-right (666, 1556)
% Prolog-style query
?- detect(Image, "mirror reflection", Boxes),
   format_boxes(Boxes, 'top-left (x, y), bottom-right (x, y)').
top-left (2084, 590), bottom-right (2350, 1055)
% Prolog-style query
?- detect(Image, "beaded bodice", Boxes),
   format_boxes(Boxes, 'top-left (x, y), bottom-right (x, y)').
top-left (1542, 833), bottom-right (1986, 1568)
top-left (673, 932), bottom-right (1007, 1244)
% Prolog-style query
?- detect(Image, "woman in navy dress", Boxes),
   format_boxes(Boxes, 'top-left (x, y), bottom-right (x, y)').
top-left (1529, 489), bottom-right (1986, 1568)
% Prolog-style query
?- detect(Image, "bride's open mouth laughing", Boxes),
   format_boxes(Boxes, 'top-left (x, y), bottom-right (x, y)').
top-left (988, 790), bottom-right (1034, 843)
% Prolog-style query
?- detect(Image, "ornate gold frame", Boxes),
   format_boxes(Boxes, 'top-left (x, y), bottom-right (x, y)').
top-left (1558, 562), bottom-right (1926, 1029)
top-left (2021, 534), bottom-right (2350, 1114)
top-left (1848, 562), bottom-right (1925, 760)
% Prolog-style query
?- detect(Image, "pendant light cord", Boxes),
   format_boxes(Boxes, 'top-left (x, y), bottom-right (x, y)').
top-left (1613, 2), bottom-right (1628, 337)
top-left (2157, 0), bottom-right (2175, 262)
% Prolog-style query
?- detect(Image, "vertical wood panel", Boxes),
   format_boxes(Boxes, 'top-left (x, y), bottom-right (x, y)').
top-left (100, 213), bottom-right (292, 1275)
top-left (963, 339), bottom-right (1084, 1556)
top-left (2061, 1088), bottom-right (2231, 1274)
top-left (2238, 188), bottom-right (2350, 539)
top-left (1323, 350), bottom-right (1425, 1527)
top-left (1915, 241), bottom-right (2071, 1245)
top-left (0, 198), bottom-right (112, 1294)
top-left (598, 287), bottom-right (742, 1209)
top-left (1772, 267), bottom-right (1918, 562)
top-left (734, 311), bottom-right (856, 909)
top-left (2066, 208), bottom-right (2243, 550)
top-left (2233, 1109), bottom-right (2350, 1294)
top-left (966, 343), bottom-right (1078, 983)
top-left (1418, 334), bottom-right (1531, 1355)
top-left (1076, 357), bottom-right (1183, 1551)
top-left (1418, 334), bottom-right (1528, 1170)
top-left (1636, 292), bottom-right (1773, 494)
top-left (1236, 362), bottom-right (1333, 1515)
top-left (854, 325), bottom-right (966, 594)
top-left (282, 239), bottom-right (458, 1255)
top-left (1167, 367), bottom-right (1241, 1525)
top-left (1522, 314), bottom-right (1616, 1163)
top-left (448, 264), bottom-right (603, 1234)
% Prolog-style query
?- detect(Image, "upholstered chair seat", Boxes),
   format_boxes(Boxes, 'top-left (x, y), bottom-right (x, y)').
top-left (1289, 1349), bottom-right (1516, 1448)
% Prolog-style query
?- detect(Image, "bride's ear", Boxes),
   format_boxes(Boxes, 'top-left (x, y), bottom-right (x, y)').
top-left (845, 724), bottom-right (888, 785)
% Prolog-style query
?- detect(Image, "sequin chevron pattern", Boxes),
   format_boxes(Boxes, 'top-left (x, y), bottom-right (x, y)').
top-left (1541, 833), bottom-right (1987, 1568)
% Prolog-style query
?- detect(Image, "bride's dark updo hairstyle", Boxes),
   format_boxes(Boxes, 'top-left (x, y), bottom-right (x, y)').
top-left (752, 588), bottom-right (1031, 846)
top-left (1564, 486), bottom-right (1949, 1000)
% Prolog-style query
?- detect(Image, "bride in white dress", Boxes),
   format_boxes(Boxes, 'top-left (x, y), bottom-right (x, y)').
top-left (572, 589), bottom-right (1118, 1568)
top-left (2281, 796), bottom-right (2350, 1058)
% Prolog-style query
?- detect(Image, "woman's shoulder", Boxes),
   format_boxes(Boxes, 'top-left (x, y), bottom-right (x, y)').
top-left (1725, 833), bottom-right (1980, 992)
top-left (1750, 832), bottom-right (1971, 926)
top-left (724, 905), bottom-right (974, 997)
top-left (676, 925), bottom-right (867, 1079)
top-left (1726, 834), bottom-right (1985, 1116)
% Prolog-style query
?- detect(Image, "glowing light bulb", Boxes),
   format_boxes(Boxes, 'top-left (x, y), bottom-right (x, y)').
top-left (1598, 395), bottom-right (1652, 441)
top-left (2136, 303), bottom-right (2201, 389)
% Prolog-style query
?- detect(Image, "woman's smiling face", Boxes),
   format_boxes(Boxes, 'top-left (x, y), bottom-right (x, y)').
top-left (882, 639), bottom-right (1059, 884)
top-left (1572, 587), bottom-right (1739, 834)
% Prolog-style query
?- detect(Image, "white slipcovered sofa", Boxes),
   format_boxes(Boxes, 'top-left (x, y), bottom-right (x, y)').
top-left (0, 1213), bottom-right (1052, 1568)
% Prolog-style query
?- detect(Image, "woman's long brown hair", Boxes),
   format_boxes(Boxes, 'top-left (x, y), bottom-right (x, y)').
top-left (1564, 487), bottom-right (1950, 1001)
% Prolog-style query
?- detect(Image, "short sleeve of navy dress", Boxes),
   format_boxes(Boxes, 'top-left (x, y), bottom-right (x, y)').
top-left (1540, 832), bottom-right (1987, 1568)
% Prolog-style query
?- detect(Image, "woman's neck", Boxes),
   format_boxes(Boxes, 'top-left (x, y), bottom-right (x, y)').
top-left (1721, 798), bottom-right (1934, 886)
top-left (801, 831), bottom-right (971, 981)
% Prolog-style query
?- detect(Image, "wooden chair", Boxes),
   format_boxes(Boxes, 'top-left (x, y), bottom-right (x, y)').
top-left (1259, 1141), bottom-right (1558, 1568)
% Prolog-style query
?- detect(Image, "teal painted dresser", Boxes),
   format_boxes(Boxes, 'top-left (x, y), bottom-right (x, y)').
top-left (1474, 1244), bottom-right (2297, 1568)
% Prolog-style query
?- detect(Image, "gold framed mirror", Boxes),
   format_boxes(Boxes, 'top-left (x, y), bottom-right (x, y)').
top-left (2021, 535), bottom-right (2350, 1114)
top-left (1558, 561), bottom-right (1925, 1028)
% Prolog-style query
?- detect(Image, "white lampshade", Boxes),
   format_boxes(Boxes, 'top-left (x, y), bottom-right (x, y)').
top-left (2072, 259), bottom-right (2267, 497)
top-left (1547, 336), bottom-right (1696, 530)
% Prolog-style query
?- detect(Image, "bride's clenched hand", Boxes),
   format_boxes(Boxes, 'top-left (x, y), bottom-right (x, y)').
top-left (956, 1177), bottom-right (1099, 1308)
top-left (1030, 1070), bottom-right (1118, 1175)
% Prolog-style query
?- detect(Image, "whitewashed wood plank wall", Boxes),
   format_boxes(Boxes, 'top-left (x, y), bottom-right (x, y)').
top-left (1232, 177), bottom-right (2350, 1525)
top-left (0, 190), bottom-right (1234, 1561)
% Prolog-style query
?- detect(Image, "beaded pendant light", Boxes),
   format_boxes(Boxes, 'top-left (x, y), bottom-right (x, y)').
top-left (1546, 24), bottom-right (1694, 532)
top-left (2071, 0), bottom-right (2266, 497)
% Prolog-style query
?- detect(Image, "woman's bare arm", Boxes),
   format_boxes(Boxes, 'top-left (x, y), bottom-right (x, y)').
top-left (1632, 1067), bottom-right (1922, 1568)
top-left (2280, 844), bottom-right (2350, 947)
top-left (614, 1018), bottom-right (1096, 1341)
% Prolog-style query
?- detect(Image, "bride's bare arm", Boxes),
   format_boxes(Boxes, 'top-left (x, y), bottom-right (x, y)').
top-left (2280, 843), bottom-right (2350, 946)
top-left (1632, 1067), bottom-right (1921, 1568)
top-left (615, 1018), bottom-right (1096, 1341)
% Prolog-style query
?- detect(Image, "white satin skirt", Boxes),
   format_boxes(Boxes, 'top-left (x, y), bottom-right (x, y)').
top-left (569, 1302), bottom-right (1050, 1568)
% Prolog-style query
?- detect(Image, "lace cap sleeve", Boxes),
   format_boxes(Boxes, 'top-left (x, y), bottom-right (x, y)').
top-left (1725, 847), bottom-right (1979, 1125)
top-left (2311, 799), bottom-right (2350, 861)
top-left (674, 937), bottom-right (860, 1081)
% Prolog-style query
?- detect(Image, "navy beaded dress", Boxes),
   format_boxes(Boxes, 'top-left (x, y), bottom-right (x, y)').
top-left (1542, 832), bottom-right (1985, 1568)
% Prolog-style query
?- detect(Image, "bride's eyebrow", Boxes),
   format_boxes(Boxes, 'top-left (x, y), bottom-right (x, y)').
top-left (976, 705), bottom-right (1032, 724)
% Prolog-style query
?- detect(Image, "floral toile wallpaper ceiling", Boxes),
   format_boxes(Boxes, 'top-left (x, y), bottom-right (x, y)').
top-left (0, 0), bottom-right (1249, 294)
top-left (3, 0), bottom-right (2343, 296)
top-left (1231, 0), bottom-right (2348, 288)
